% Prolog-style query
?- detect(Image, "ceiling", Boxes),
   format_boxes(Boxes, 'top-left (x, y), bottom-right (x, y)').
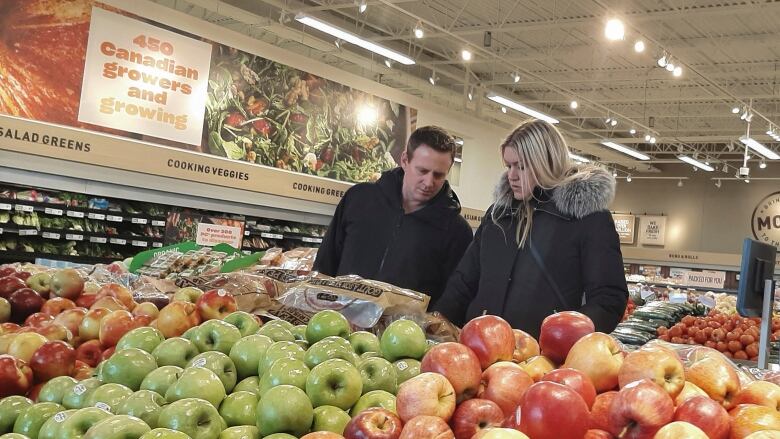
top-left (155, 0), bottom-right (780, 179)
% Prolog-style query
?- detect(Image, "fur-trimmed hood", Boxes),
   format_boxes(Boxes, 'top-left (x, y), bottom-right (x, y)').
top-left (493, 165), bottom-right (616, 219)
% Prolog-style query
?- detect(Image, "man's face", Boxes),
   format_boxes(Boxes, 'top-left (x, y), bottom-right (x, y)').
top-left (400, 144), bottom-right (453, 206)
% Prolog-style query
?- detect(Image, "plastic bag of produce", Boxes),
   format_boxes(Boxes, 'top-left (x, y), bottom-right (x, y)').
top-left (643, 340), bottom-right (756, 387)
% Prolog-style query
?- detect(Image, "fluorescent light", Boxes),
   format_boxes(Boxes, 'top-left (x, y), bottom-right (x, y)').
top-left (601, 141), bottom-right (651, 160)
top-left (629, 128), bottom-right (637, 135)
top-left (467, 91), bottom-right (473, 101)
top-left (605, 18), bottom-right (625, 41)
top-left (569, 100), bottom-right (579, 110)
top-left (634, 40), bottom-right (645, 53)
top-left (486, 93), bottom-right (559, 124)
top-left (678, 155), bottom-right (714, 171)
top-left (731, 107), bottom-right (740, 114)
top-left (461, 49), bottom-right (472, 61)
top-left (414, 24), bottom-right (424, 39)
top-left (296, 14), bottom-right (415, 65)
top-left (569, 153), bottom-right (590, 163)
top-left (740, 136), bottom-right (780, 160)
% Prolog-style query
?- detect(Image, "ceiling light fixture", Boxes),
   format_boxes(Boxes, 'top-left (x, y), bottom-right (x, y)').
top-left (358, 0), bottom-right (367, 13)
top-left (611, 119), bottom-right (618, 127)
top-left (673, 66), bottom-right (682, 77)
top-left (601, 140), bottom-right (651, 160)
top-left (605, 18), bottom-right (625, 41)
top-left (745, 178), bottom-right (750, 183)
top-left (644, 134), bottom-right (651, 142)
top-left (650, 137), bottom-right (657, 144)
top-left (467, 89), bottom-right (473, 101)
top-left (715, 179), bottom-right (722, 188)
top-left (678, 155), bottom-right (714, 171)
top-left (605, 117), bottom-right (612, 124)
top-left (384, 59), bottom-right (392, 68)
top-left (722, 163), bottom-right (729, 172)
top-left (486, 93), bottom-right (560, 124)
top-left (428, 74), bottom-right (437, 85)
top-left (334, 39), bottom-right (342, 49)
top-left (740, 136), bottom-right (780, 160)
top-left (612, 169), bottom-right (618, 177)
top-left (665, 62), bottom-right (675, 72)
top-left (569, 153), bottom-right (590, 163)
top-left (760, 159), bottom-right (767, 169)
top-left (569, 100), bottom-right (579, 110)
top-left (657, 54), bottom-right (668, 68)
top-left (296, 14), bottom-right (415, 65)
top-left (629, 128), bottom-right (637, 135)
top-left (634, 40), bottom-right (645, 53)
top-left (731, 106), bottom-right (740, 114)
top-left (413, 22), bottom-right (424, 39)
top-left (626, 175), bottom-right (633, 182)
top-left (461, 49), bottom-right (472, 61)
top-left (512, 73), bottom-right (521, 83)
top-left (677, 179), bottom-right (683, 187)
top-left (501, 106), bottom-right (507, 114)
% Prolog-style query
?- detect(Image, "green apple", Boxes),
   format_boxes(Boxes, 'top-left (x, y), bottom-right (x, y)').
top-left (305, 310), bottom-right (351, 344)
top-left (304, 337), bottom-right (358, 369)
top-left (255, 385), bottom-right (313, 438)
top-left (311, 405), bottom-right (350, 435)
top-left (228, 334), bottom-right (273, 380)
top-left (360, 352), bottom-right (382, 360)
top-left (82, 414), bottom-right (151, 439)
top-left (190, 320), bottom-right (241, 355)
top-left (392, 359), bottom-right (421, 384)
top-left (38, 376), bottom-right (78, 405)
top-left (350, 390), bottom-right (396, 416)
top-left (26, 272), bottom-right (52, 295)
top-left (222, 312), bottom-right (260, 337)
top-left (182, 327), bottom-right (198, 342)
top-left (305, 359), bottom-right (362, 410)
top-left (140, 366), bottom-right (183, 397)
top-left (263, 435), bottom-right (296, 439)
top-left (158, 398), bottom-right (226, 439)
top-left (254, 324), bottom-right (294, 343)
top-left (165, 367), bottom-right (226, 408)
top-left (186, 351), bottom-right (237, 393)
top-left (62, 378), bottom-right (103, 410)
top-left (13, 402), bottom-right (63, 438)
top-left (233, 377), bottom-right (260, 396)
top-left (100, 348), bottom-right (158, 391)
top-left (348, 331), bottom-right (381, 356)
top-left (218, 391), bottom-right (257, 427)
top-left (85, 383), bottom-right (133, 413)
top-left (139, 428), bottom-right (191, 439)
top-left (358, 357), bottom-right (397, 394)
top-left (258, 358), bottom-right (309, 396)
top-left (258, 341), bottom-right (305, 376)
top-left (38, 409), bottom-right (77, 439)
top-left (152, 337), bottom-right (199, 368)
top-left (0, 396), bottom-right (32, 434)
top-left (117, 390), bottom-right (165, 429)
top-left (291, 325), bottom-right (307, 341)
top-left (218, 425), bottom-right (258, 439)
top-left (54, 407), bottom-right (111, 439)
top-left (172, 287), bottom-right (204, 304)
top-left (116, 327), bottom-right (166, 354)
top-left (1, 433), bottom-right (31, 439)
top-left (294, 339), bottom-right (309, 350)
top-left (380, 319), bottom-right (427, 362)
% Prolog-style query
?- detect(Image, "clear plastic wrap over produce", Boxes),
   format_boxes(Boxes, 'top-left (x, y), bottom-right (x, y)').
top-left (643, 339), bottom-right (757, 386)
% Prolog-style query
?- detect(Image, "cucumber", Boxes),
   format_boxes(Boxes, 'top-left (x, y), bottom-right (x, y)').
top-left (612, 328), bottom-right (655, 344)
top-left (633, 309), bottom-right (675, 321)
top-left (627, 317), bottom-right (670, 328)
top-left (618, 321), bottom-right (658, 334)
top-left (612, 332), bottom-right (649, 345)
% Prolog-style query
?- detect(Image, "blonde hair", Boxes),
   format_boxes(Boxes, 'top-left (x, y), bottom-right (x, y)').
top-left (492, 120), bottom-right (573, 247)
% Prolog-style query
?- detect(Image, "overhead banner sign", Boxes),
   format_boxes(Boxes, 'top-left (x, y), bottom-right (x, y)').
top-left (78, 7), bottom-right (211, 145)
top-left (612, 214), bottom-right (636, 244)
top-left (752, 192), bottom-right (780, 247)
top-left (638, 215), bottom-right (667, 246)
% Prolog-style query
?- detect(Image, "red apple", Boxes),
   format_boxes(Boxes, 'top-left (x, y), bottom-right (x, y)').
top-left (618, 346), bottom-right (685, 398)
top-left (9, 288), bottom-right (46, 323)
top-left (563, 332), bottom-right (624, 393)
top-left (29, 340), bottom-right (76, 381)
top-left (584, 430), bottom-right (614, 439)
top-left (674, 396), bottom-right (730, 439)
top-left (399, 415), bottom-right (454, 439)
top-left (654, 421), bottom-right (709, 439)
top-left (539, 311), bottom-right (595, 365)
top-left (102, 346), bottom-right (116, 361)
top-left (24, 312), bottom-right (54, 327)
top-left (540, 367), bottom-right (597, 409)
top-left (743, 432), bottom-right (780, 439)
top-left (0, 354), bottom-right (33, 397)
top-left (0, 276), bottom-right (26, 299)
top-left (730, 404), bottom-right (780, 439)
top-left (472, 429), bottom-right (530, 439)
top-left (12, 271), bottom-right (31, 281)
top-left (421, 342), bottom-right (482, 403)
top-left (301, 433), bottom-right (345, 439)
top-left (53, 307), bottom-right (87, 336)
top-left (478, 362), bottom-right (534, 416)
top-left (36, 322), bottom-right (73, 343)
top-left (71, 360), bottom-right (94, 380)
top-left (98, 310), bottom-right (139, 347)
top-left (90, 296), bottom-right (127, 311)
top-left (0, 266), bottom-right (16, 278)
top-left (518, 355), bottom-right (556, 382)
top-left (41, 297), bottom-right (77, 316)
top-left (1, 322), bottom-right (20, 334)
top-left (676, 381), bottom-right (709, 406)
top-left (156, 301), bottom-right (201, 338)
top-left (75, 294), bottom-right (99, 309)
top-left (686, 356), bottom-right (741, 410)
top-left (344, 407), bottom-right (403, 439)
top-left (459, 315), bottom-right (515, 369)
top-left (79, 307), bottom-right (112, 341)
top-left (733, 381), bottom-right (780, 411)
top-left (518, 381), bottom-right (590, 439)
top-left (590, 391), bottom-right (618, 431)
top-left (451, 398), bottom-right (505, 439)
top-left (50, 269), bottom-right (84, 299)
top-left (95, 283), bottom-right (136, 310)
top-left (607, 379), bottom-right (674, 439)
top-left (196, 289), bottom-right (238, 321)
top-left (396, 372), bottom-right (457, 423)
top-left (132, 302), bottom-right (159, 319)
top-left (75, 339), bottom-right (103, 367)
top-left (512, 329), bottom-right (540, 363)
top-left (27, 382), bottom-right (44, 401)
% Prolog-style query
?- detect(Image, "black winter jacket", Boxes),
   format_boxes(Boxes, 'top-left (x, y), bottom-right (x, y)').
top-left (434, 166), bottom-right (628, 338)
top-left (313, 168), bottom-right (473, 307)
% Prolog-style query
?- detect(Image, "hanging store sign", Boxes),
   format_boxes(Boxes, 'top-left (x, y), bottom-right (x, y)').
top-left (638, 215), bottom-right (667, 246)
top-left (683, 270), bottom-right (726, 289)
top-left (612, 214), bottom-right (636, 244)
top-left (752, 192), bottom-right (780, 247)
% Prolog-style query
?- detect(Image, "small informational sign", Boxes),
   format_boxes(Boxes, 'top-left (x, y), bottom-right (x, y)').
top-left (196, 223), bottom-right (243, 248)
top-left (638, 215), bottom-right (667, 246)
top-left (164, 211), bottom-right (245, 248)
top-left (684, 270), bottom-right (726, 289)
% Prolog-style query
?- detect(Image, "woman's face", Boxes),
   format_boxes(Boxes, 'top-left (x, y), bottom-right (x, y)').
top-left (503, 146), bottom-right (537, 200)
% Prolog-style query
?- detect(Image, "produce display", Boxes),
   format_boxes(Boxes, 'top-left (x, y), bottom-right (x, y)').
top-left (2, 261), bottom-right (780, 439)
top-left (612, 300), bottom-right (708, 347)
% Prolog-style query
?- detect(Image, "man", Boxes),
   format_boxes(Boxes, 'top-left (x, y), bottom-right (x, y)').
top-left (314, 126), bottom-right (473, 308)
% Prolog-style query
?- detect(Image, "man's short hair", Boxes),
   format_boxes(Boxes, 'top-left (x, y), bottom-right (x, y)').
top-left (406, 126), bottom-right (457, 161)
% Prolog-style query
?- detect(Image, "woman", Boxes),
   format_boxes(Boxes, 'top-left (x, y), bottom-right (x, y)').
top-left (435, 120), bottom-right (628, 338)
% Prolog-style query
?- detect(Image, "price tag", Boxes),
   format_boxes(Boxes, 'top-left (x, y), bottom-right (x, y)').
top-left (153, 242), bottom-right (163, 248)
top-left (88, 212), bottom-right (105, 220)
top-left (242, 250), bottom-right (251, 255)
top-left (0, 203), bottom-right (11, 210)
top-left (302, 237), bottom-right (323, 243)
top-left (106, 215), bottom-right (123, 222)
top-left (90, 236), bottom-right (107, 244)
top-left (699, 295), bottom-right (717, 308)
top-left (0, 228), bottom-right (3, 234)
top-left (132, 240), bottom-right (148, 247)
top-left (67, 210), bottom-right (85, 218)
top-left (395, 360), bottom-right (409, 371)
top-left (42, 232), bottom-right (60, 240)
top-left (131, 217), bottom-right (148, 225)
top-left (110, 238), bottom-right (127, 245)
top-left (261, 233), bottom-right (284, 240)
top-left (44, 208), bottom-right (63, 216)
top-left (66, 234), bottom-right (84, 241)
top-left (18, 229), bottom-right (38, 236)
top-left (15, 204), bottom-right (33, 212)
top-left (669, 291), bottom-right (688, 304)
top-left (151, 220), bottom-right (165, 227)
